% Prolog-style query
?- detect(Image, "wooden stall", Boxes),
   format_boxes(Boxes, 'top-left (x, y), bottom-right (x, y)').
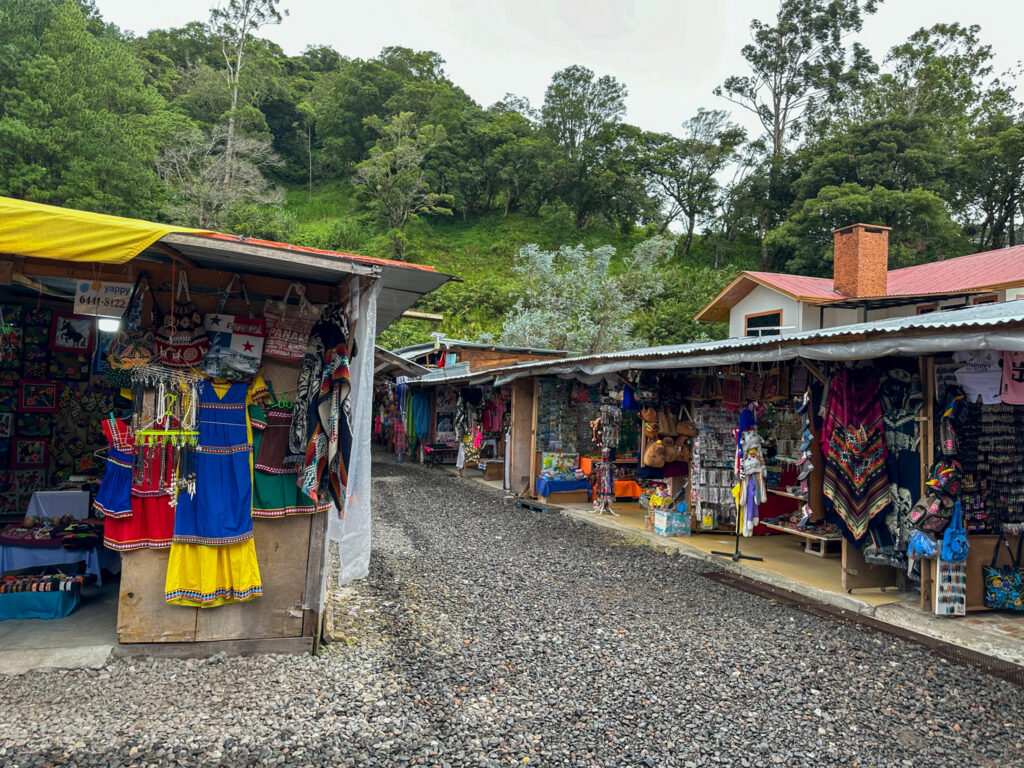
top-left (0, 198), bottom-right (454, 655)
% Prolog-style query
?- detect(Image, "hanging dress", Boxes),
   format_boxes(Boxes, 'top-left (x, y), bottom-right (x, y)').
top-left (164, 379), bottom-right (262, 607)
top-left (249, 403), bottom-right (330, 518)
top-left (96, 417), bottom-right (133, 520)
top-left (102, 416), bottom-right (176, 551)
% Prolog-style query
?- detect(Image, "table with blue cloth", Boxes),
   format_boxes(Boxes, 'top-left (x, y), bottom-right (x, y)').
top-left (0, 544), bottom-right (106, 586)
top-left (535, 477), bottom-right (592, 500)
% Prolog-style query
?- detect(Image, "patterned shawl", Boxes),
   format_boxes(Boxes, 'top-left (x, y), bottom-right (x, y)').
top-left (291, 304), bottom-right (353, 514)
top-left (823, 425), bottom-right (891, 542)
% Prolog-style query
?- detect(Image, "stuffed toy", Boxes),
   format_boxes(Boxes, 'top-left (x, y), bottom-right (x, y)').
top-left (643, 439), bottom-right (666, 468)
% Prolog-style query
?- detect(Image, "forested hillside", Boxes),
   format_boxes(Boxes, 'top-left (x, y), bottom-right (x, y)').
top-left (1, 0), bottom-right (1022, 350)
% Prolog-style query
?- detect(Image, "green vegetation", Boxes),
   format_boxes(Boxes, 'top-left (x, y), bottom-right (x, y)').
top-left (1, 0), bottom-right (1021, 352)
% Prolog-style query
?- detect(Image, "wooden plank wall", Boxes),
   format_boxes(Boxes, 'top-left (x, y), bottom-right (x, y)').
top-left (509, 378), bottom-right (536, 495)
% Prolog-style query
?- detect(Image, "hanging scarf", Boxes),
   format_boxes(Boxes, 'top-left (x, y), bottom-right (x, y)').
top-left (292, 304), bottom-right (353, 513)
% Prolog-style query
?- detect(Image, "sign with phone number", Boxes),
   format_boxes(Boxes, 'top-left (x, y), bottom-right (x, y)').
top-left (73, 281), bottom-right (133, 317)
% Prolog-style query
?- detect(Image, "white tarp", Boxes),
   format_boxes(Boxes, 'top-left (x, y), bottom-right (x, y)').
top-left (325, 278), bottom-right (381, 602)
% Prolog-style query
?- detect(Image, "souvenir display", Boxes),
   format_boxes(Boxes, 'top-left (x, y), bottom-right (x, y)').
top-left (18, 381), bottom-right (58, 412)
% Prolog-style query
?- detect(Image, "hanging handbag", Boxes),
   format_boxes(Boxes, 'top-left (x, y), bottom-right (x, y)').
top-left (105, 272), bottom-right (163, 387)
top-left (641, 406), bottom-right (658, 439)
top-left (940, 500), bottom-right (970, 563)
top-left (657, 407), bottom-right (677, 437)
top-left (907, 529), bottom-right (938, 559)
top-left (263, 282), bottom-right (321, 362)
top-left (908, 491), bottom-right (953, 534)
top-left (154, 272), bottom-right (210, 369)
top-left (982, 534), bottom-right (1024, 612)
top-left (201, 273), bottom-right (266, 380)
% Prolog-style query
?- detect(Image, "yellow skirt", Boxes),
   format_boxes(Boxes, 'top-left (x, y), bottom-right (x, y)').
top-left (164, 539), bottom-right (262, 607)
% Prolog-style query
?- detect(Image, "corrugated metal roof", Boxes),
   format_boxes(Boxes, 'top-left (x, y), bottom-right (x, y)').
top-left (152, 233), bottom-right (456, 331)
top-left (410, 300), bottom-right (1024, 387)
top-left (393, 338), bottom-right (570, 359)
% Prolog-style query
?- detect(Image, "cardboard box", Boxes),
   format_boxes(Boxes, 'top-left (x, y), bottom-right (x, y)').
top-left (478, 461), bottom-right (504, 481)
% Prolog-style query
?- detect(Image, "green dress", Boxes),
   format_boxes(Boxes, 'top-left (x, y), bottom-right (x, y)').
top-left (249, 404), bottom-right (330, 518)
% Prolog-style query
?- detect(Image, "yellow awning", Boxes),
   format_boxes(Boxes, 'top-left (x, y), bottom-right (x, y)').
top-left (0, 196), bottom-right (209, 264)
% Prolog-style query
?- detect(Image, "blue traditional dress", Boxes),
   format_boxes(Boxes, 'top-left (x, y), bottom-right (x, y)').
top-left (164, 379), bottom-right (264, 607)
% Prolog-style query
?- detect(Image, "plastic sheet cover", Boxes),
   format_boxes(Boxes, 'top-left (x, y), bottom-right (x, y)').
top-left (0, 195), bottom-right (207, 263)
top-left (325, 278), bottom-right (381, 601)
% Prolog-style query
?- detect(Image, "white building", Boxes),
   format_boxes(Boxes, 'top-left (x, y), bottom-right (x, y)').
top-left (696, 223), bottom-right (1024, 338)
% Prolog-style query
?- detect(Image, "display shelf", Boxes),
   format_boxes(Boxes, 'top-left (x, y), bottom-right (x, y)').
top-left (766, 488), bottom-right (807, 501)
top-left (762, 520), bottom-right (841, 557)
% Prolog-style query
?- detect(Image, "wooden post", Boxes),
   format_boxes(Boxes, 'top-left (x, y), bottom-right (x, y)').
top-left (919, 355), bottom-right (935, 611)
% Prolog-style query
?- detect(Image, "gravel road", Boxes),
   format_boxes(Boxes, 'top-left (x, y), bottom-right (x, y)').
top-left (1, 456), bottom-right (1022, 767)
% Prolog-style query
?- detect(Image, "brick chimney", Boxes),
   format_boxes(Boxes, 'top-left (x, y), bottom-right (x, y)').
top-left (832, 223), bottom-right (891, 298)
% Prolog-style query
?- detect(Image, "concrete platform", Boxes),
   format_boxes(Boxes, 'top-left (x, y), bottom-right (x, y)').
top-left (0, 577), bottom-right (118, 675)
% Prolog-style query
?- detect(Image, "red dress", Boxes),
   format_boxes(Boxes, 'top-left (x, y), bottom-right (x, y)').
top-left (102, 418), bottom-right (176, 551)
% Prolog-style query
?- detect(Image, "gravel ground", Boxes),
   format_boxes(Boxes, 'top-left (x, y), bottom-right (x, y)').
top-left (1, 456), bottom-right (1023, 767)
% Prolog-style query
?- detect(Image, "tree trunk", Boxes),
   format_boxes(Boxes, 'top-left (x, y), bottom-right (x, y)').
top-left (682, 211), bottom-right (696, 257)
top-left (759, 211), bottom-right (769, 270)
top-left (307, 124), bottom-right (313, 202)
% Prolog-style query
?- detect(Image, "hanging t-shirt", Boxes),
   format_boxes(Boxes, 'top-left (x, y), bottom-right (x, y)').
top-left (954, 350), bottom-right (1002, 404)
top-left (1000, 351), bottom-right (1024, 404)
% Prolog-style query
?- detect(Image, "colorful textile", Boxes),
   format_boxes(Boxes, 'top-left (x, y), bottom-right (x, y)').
top-left (103, 417), bottom-right (175, 551)
top-left (165, 378), bottom-right (262, 606)
top-left (249, 404), bottom-right (329, 518)
top-left (1001, 351), bottom-right (1024, 405)
top-left (823, 425), bottom-right (891, 543)
top-left (172, 380), bottom-right (254, 545)
top-left (164, 540), bottom-right (262, 607)
top-left (392, 420), bottom-right (407, 456)
top-left (94, 417), bottom-right (133, 519)
top-left (290, 304), bottom-right (353, 512)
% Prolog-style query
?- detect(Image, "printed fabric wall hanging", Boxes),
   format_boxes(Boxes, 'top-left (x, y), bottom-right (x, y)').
top-left (49, 312), bottom-right (94, 354)
top-left (201, 273), bottom-right (266, 380)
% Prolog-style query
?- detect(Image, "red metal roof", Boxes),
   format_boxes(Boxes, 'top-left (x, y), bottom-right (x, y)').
top-left (696, 244), bottom-right (1024, 323)
top-left (887, 245), bottom-right (1024, 295)
top-left (200, 232), bottom-right (438, 273)
top-left (743, 272), bottom-right (846, 300)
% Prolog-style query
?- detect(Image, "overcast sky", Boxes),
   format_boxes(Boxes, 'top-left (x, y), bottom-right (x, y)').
top-left (96, 0), bottom-right (1022, 139)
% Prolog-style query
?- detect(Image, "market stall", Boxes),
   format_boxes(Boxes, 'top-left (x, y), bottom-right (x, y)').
top-left (481, 302), bottom-right (1024, 617)
top-left (0, 197), bottom-right (454, 653)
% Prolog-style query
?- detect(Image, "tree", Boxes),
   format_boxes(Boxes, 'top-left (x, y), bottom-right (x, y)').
top-left (0, 0), bottom-right (184, 218)
top-left (716, 0), bottom-right (880, 265)
top-left (953, 117), bottom-right (1024, 250)
top-left (541, 65), bottom-right (627, 159)
top-left (353, 112), bottom-right (454, 241)
top-left (500, 237), bottom-right (674, 354)
top-left (791, 114), bottom-right (951, 202)
top-left (765, 182), bottom-right (968, 275)
top-left (157, 123), bottom-right (283, 228)
top-left (869, 24), bottom-right (1012, 132)
top-left (643, 109), bottom-right (745, 253)
top-left (716, 0), bottom-right (880, 158)
top-left (208, 0), bottom-right (286, 183)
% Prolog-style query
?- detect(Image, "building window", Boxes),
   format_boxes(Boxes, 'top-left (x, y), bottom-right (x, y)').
top-left (745, 310), bottom-right (782, 337)
top-left (916, 304), bottom-right (936, 315)
top-left (973, 294), bottom-right (998, 305)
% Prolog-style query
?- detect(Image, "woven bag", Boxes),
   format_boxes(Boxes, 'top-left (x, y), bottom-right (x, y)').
top-left (264, 283), bottom-right (320, 362)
